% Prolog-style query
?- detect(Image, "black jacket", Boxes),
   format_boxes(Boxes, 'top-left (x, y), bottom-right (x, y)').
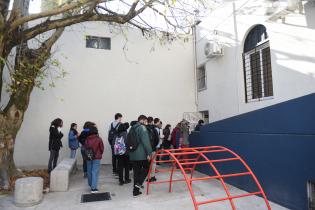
top-left (194, 124), bottom-right (202, 132)
top-left (49, 126), bottom-right (64, 151)
top-left (162, 128), bottom-right (171, 146)
top-left (78, 129), bottom-right (90, 147)
top-left (146, 124), bottom-right (159, 151)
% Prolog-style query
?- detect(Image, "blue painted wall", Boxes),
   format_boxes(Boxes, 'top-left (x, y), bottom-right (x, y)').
top-left (190, 93), bottom-right (315, 210)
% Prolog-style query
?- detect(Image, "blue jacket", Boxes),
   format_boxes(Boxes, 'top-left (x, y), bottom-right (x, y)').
top-left (68, 130), bottom-right (79, 149)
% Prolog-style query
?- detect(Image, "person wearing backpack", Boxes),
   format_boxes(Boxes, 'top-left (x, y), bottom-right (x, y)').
top-left (114, 122), bottom-right (131, 185)
top-left (108, 113), bottom-right (122, 176)
top-left (146, 117), bottom-right (158, 151)
top-left (171, 123), bottom-right (181, 149)
top-left (78, 121), bottom-right (94, 178)
top-left (85, 126), bottom-right (104, 193)
top-left (128, 115), bottom-right (152, 197)
top-left (146, 117), bottom-right (160, 182)
top-left (48, 118), bottom-right (64, 173)
top-left (162, 124), bottom-right (172, 150)
top-left (154, 118), bottom-right (162, 165)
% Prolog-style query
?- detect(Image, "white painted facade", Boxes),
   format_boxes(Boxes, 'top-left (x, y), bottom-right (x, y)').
top-left (196, 0), bottom-right (315, 123)
top-left (13, 22), bottom-right (197, 167)
top-left (11, 0), bottom-right (315, 167)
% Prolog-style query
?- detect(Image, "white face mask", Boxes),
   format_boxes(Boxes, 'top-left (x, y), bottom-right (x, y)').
top-left (57, 127), bottom-right (62, 132)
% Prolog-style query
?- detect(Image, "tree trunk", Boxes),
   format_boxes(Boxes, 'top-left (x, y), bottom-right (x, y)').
top-left (0, 105), bottom-right (24, 189)
top-left (0, 27), bottom-right (64, 188)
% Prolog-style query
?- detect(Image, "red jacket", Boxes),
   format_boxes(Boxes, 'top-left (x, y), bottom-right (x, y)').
top-left (85, 134), bottom-right (104, 160)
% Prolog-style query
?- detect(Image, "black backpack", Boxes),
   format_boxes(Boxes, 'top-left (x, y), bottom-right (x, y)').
top-left (85, 148), bottom-right (94, 160)
top-left (146, 125), bottom-right (155, 149)
top-left (126, 124), bottom-right (141, 152)
top-left (108, 123), bottom-right (120, 145)
top-left (147, 125), bottom-right (159, 149)
top-left (84, 137), bottom-right (94, 160)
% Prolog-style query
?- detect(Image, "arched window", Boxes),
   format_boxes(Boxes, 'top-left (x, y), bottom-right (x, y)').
top-left (243, 24), bottom-right (273, 103)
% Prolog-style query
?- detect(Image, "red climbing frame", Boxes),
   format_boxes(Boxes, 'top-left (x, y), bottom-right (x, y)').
top-left (146, 146), bottom-right (271, 210)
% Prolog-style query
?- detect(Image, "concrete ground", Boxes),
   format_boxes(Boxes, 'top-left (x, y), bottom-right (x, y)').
top-left (0, 165), bottom-right (289, 210)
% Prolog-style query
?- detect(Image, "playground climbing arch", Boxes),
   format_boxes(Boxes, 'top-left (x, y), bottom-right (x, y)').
top-left (146, 146), bottom-right (271, 210)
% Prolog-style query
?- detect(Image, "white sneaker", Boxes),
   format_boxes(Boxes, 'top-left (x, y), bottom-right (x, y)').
top-left (91, 189), bottom-right (99, 194)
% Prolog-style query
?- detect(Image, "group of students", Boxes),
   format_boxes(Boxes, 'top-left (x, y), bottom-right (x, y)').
top-left (47, 113), bottom-right (193, 197)
top-left (48, 119), bottom-right (104, 193)
top-left (107, 113), bottom-right (175, 196)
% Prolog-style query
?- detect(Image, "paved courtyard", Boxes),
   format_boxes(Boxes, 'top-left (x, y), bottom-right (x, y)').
top-left (0, 165), bottom-right (289, 210)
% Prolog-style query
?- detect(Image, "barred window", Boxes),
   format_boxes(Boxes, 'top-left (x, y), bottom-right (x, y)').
top-left (86, 36), bottom-right (111, 50)
top-left (197, 65), bottom-right (206, 91)
top-left (243, 25), bottom-right (273, 103)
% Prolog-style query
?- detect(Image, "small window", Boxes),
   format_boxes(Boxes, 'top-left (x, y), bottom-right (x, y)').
top-left (243, 25), bottom-right (273, 103)
top-left (197, 65), bottom-right (206, 91)
top-left (200, 110), bottom-right (209, 123)
top-left (86, 36), bottom-right (111, 50)
top-left (308, 181), bottom-right (315, 210)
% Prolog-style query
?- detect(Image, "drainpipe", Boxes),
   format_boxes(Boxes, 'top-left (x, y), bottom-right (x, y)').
top-left (192, 15), bottom-right (201, 108)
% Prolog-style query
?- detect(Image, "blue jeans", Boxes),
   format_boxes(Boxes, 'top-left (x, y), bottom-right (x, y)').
top-left (87, 160), bottom-right (101, 189)
top-left (48, 150), bottom-right (59, 173)
top-left (70, 149), bottom-right (77, 159)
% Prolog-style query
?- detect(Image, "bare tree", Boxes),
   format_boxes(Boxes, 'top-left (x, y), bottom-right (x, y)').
top-left (0, 0), bottom-right (209, 188)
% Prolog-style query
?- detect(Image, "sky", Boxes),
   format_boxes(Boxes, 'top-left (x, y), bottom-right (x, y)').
top-left (29, 0), bottom-right (42, 13)
top-left (9, 0), bottom-right (42, 14)
top-left (8, 0), bottom-right (215, 33)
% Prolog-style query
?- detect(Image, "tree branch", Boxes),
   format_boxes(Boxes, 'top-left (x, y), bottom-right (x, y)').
top-left (22, 13), bottom-right (115, 42)
top-left (9, 0), bottom-right (95, 32)
top-left (8, 0), bottom-right (27, 23)
top-left (0, 0), bottom-right (10, 26)
top-left (125, 0), bottom-right (140, 17)
top-left (3, 27), bottom-right (64, 114)
top-left (38, 28), bottom-right (65, 54)
top-left (20, 0), bottom-right (155, 43)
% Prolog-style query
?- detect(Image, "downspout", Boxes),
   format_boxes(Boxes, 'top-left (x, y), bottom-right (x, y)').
top-left (192, 21), bottom-right (201, 108)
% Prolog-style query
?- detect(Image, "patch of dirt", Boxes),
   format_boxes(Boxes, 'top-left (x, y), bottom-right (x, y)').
top-left (0, 169), bottom-right (49, 193)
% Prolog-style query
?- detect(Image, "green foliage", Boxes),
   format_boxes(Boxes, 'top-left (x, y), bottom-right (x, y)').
top-left (37, 57), bottom-right (68, 91)
top-left (2, 53), bottom-right (68, 94)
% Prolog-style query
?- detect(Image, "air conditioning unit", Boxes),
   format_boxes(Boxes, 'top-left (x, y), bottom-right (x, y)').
top-left (204, 41), bottom-right (224, 58)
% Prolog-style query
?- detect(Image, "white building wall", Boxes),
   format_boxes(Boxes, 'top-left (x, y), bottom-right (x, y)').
top-left (14, 22), bottom-right (196, 167)
top-left (196, 0), bottom-right (315, 123)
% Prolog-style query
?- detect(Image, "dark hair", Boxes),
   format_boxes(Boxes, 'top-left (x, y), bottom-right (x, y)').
top-left (70, 123), bottom-right (77, 130)
top-left (83, 121), bottom-right (93, 129)
top-left (198, 120), bottom-right (204, 124)
top-left (165, 124), bottom-right (171, 129)
top-left (115, 113), bottom-right (123, 120)
top-left (138, 115), bottom-right (147, 121)
top-left (147, 117), bottom-right (153, 124)
top-left (124, 122), bottom-right (130, 129)
top-left (118, 122), bottom-right (130, 133)
top-left (51, 118), bottom-right (63, 127)
top-left (130, 120), bottom-right (138, 127)
top-left (154, 118), bottom-right (160, 124)
top-left (89, 126), bottom-right (98, 135)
